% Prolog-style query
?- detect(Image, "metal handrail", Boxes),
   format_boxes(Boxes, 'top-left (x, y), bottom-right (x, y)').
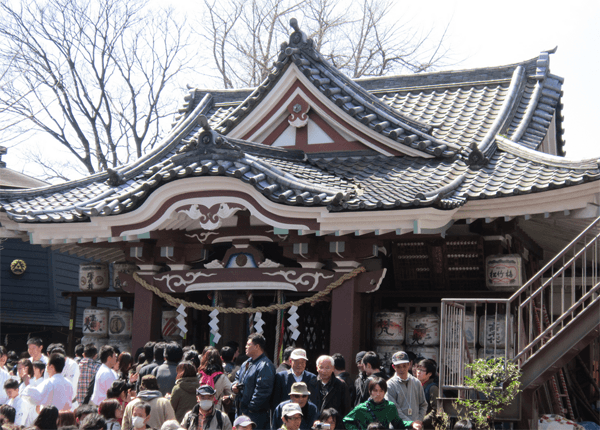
top-left (440, 216), bottom-right (600, 393)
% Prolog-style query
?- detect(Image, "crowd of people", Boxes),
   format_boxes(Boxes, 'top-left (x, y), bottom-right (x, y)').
top-left (0, 335), bottom-right (470, 430)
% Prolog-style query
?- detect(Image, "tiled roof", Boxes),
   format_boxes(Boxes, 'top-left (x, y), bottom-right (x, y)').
top-left (0, 26), bottom-right (594, 224)
top-left (1, 125), bottom-right (598, 222)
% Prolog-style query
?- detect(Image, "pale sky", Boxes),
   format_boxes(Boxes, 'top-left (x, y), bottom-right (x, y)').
top-left (4, 0), bottom-right (599, 179)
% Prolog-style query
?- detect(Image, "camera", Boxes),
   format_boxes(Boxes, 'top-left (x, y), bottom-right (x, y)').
top-left (313, 424), bottom-right (330, 429)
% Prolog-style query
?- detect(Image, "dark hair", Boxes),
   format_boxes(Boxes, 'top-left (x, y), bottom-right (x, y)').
top-left (47, 343), bottom-right (65, 355)
top-left (48, 353), bottom-right (66, 373)
top-left (52, 347), bottom-right (66, 356)
top-left (0, 346), bottom-right (6, 357)
top-left (220, 346), bottom-right (235, 362)
top-left (318, 408), bottom-right (339, 423)
top-left (117, 352), bottom-right (133, 374)
top-left (75, 344), bottom-right (85, 357)
top-left (133, 401), bottom-right (151, 417)
top-left (453, 419), bottom-right (473, 429)
top-left (34, 405), bottom-right (59, 429)
top-left (367, 376), bottom-right (387, 394)
top-left (153, 342), bottom-right (166, 362)
top-left (405, 350), bottom-right (417, 363)
top-left (362, 352), bottom-right (381, 370)
top-left (74, 404), bottom-right (97, 420)
top-left (99, 345), bottom-right (116, 364)
top-left (331, 353), bottom-right (346, 371)
top-left (248, 333), bottom-right (266, 351)
top-left (176, 361), bottom-right (197, 378)
top-left (137, 352), bottom-right (146, 365)
top-left (57, 410), bottom-right (76, 427)
top-left (199, 349), bottom-right (223, 374)
top-left (80, 413), bottom-right (107, 430)
top-left (3, 379), bottom-right (18, 390)
top-left (17, 358), bottom-right (34, 378)
top-left (282, 346), bottom-right (295, 362)
top-left (418, 358), bottom-right (437, 377)
top-left (141, 375), bottom-right (159, 391)
top-left (183, 350), bottom-right (200, 368)
top-left (225, 341), bottom-right (239, 350)
top-left (143, 342), bottom-right (156, 362)
top-left (27, 337), bottom-right (43, 347)
top-left (110, 380), bottom-right (128, 397)
top-left (83, 344), bottom-right (98, 358)
top-left (165, 343), bottom-right (183, 363)
top-left (98, 399), bottom-right (122, 420)
top-left (367, 422), bottom-right (385, 430)
top-left (0, 405), bottom-right (16, 424)
top-left (33, 360), bottom-right (46, 374)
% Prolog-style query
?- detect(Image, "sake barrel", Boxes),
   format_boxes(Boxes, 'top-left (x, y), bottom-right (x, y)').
top-left (373, 311), bottom-right (406, 345)
top-left (448, 313), bottom-right (478, 347)
top-left (408, 346), bottom-right (439, 363)
top-left (112, 262), bottom-right (138, 291)
top-left (478, 314), bottom-right (512, 348)
top-left (406, 312), bottom-right (440, 346)
top-left (108, 310), bottom-right (133, 339)
top-left (82, 307), bottom-right (109, 337)
top-left (375, 344), bottom-right (401, 371)
top-left (80, 336), bottom-right (108, 348)
top-left (79, 263), bottom-right (109, 291)
top-left (109, 339), bottom-right (133, 354)
top-left (161, 310), bottom-right (181, 340)
top-left (477, 347), bottom-right (514, 361)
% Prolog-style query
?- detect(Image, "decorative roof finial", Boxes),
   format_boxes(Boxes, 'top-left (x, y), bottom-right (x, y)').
top-left (288, 17), bottom-right (308, 47)
top-left (290, 18), bottom-right (300, 33)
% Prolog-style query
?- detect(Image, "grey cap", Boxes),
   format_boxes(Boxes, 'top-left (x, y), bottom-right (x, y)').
top-left (282, 402), bottom-right (303, 417)
top-left (355, 351), bottom-right (367, 363)
top-left (196, 384), bottom-right (216, 396)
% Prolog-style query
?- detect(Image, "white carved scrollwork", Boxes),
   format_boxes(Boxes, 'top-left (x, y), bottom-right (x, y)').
top-left (263, 270), bottom-right (333, 291)
top-left (154, 271), bottom-right (217, 292)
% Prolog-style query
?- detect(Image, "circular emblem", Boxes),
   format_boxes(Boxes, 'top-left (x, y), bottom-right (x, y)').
top-left (10, 259), bottom-right (26, 275)
top-left (110, 317), bottom-right (126, 334)
top-left (95, 276), bottom-right (104, 285)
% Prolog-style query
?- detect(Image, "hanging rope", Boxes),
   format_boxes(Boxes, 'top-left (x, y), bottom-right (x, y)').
top-left (132, 266), bottom-right (365, 314)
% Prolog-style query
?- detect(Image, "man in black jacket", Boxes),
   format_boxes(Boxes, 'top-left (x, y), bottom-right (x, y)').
top-left (309, 356), bottom-right (350, 419)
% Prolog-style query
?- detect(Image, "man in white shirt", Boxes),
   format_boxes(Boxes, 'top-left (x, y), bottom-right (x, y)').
top-left (385, 351), bottom-right (427, 426)
top-left (27, 338), bottom-right (49, 365)
top-left (91, 345), bottom-right (118, 406)
top-left (48, 344), bottom-right (80, 395)
top-left (21, 352), bottom-right (74, 411)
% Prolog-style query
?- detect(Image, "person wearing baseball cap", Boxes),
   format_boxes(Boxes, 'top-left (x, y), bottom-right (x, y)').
top-left (278, 403), bottom-right (303, 430)
top-left (271, 349), bottom-right (316, 413)
top-left (271, 382), bottom-right (318, 430)
top-left (180, 385), bottom-right (232, 430)
top-left (384, 351), bottom-right (427, 427)
top-left (232, 415), bottom-right (256, 430)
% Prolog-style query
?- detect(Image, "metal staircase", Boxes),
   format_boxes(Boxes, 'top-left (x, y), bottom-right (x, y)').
top-left (438, 216), bottom-right (600, 424)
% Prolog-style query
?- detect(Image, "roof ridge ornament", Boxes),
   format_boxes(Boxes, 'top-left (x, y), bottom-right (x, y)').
top-left (178, 115), bottom-right (242, 156)
top-left (466, 142), bottom-right (489, 170)
top-left (285, 18), bottom-right (320, 62)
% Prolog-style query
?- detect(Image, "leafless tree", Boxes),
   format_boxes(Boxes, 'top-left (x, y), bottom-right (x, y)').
top-left (200, 0), bottom-right (453, 89)
top-left (0, 0), bottom-right (194, 179)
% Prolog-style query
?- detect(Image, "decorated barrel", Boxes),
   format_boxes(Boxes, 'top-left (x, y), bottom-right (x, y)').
top-left (161, 310), bottom-right (181, 340)
top-left (82, 307), bottom-right (109, 337)
top-left (408, 346), bottom-right (440, 363)
top-left (486, 254), bottom-right (524, 292)
top-left (373, 311), bottom-right (406, 345)
top-left (477, 347), bottom-right (514, 360)
top-left (108, 310), bottom-right (133, 339)
top-left (448, 312), bottom-right (478, 346)
top-left (79, 263), bottom-right (109, 291)
top-left (406, 312), bottom-right (440, 346)
top-left (109, 339), bottom-right (133, 354)
top-left (80, 336), bottom-right (108, 348)
top-left (375, 344), bottom-right (401, 371)
top-left (112, 262), bottom-right (138, 291)
top-left (478, 314), bottom-right (512, 348)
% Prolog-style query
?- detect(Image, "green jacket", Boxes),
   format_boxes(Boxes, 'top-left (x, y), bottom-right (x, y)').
top-left (343, 398), bottom-right (413, 430)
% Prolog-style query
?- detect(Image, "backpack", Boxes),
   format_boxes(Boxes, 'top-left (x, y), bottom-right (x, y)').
top-left (199, 370), bottom-right (223, 389)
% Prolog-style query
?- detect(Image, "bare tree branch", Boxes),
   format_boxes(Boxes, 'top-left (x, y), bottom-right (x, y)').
top-left (0, 0), bottom-right (194, 179)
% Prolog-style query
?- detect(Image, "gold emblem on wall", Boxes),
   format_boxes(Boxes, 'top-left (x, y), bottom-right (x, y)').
top-left (10, 259), bottom-right (26, 275)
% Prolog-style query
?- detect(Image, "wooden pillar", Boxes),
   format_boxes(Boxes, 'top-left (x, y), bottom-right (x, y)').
top-left (132, 267), bottom-right (162, 353)
top-left (330, 262), bottom-right (362, 377)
